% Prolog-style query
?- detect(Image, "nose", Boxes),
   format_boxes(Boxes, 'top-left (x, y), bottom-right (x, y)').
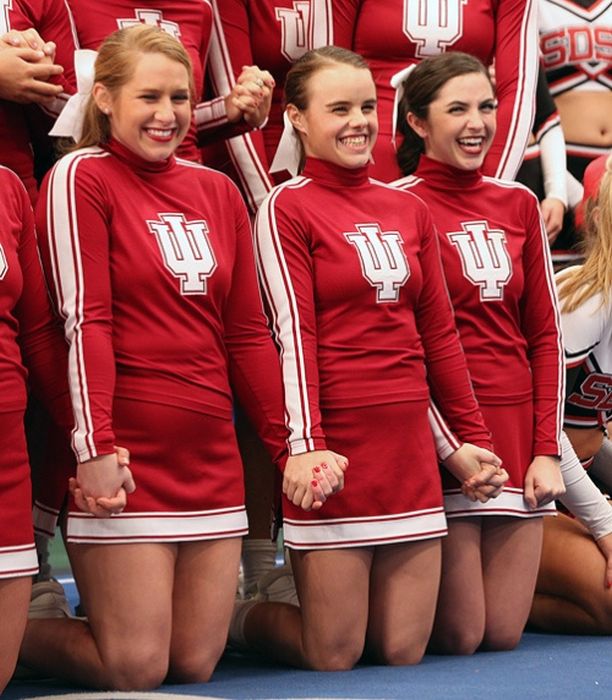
top-left (154, 98), bottom-right (174, 123)
top-left (466, 108), bottom-right (485, 130)
top-left (348, 107), bottom-right (368, 128)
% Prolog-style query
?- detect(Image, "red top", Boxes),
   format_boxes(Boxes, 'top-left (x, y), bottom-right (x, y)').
top-left (255, 156), bottom-right (491, 454)
top-left (395, 156), bottom-right (564, 456)
top-left (0, 166), bottom-right (69, 420)
top-left (36, 139), bottom-right (289, 464)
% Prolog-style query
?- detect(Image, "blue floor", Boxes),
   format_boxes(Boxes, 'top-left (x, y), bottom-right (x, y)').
top-left (6, 580), bottom-right (612, 699)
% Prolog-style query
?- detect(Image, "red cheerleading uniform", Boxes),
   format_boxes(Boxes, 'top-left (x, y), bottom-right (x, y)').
top-left (68, 0), bottom-right (245, 162)
top-left (255, 156), bottom-right (491, 549)
top-left (353, 0), bottom-right (539, 182)
top-left (0, 0), bottom-right (78, 202)
top-left (35, 139), bottom-right (289, 544)
top-left (209, 0), bottom-right (357, 211)
top-left (0, 166), bottom-right (69, 578)
top-left (394, 156), bottom-right (564, 517)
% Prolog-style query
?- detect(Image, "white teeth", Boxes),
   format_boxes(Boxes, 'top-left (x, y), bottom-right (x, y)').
top-left (340, 135), bottom-right (367, 146)
top-left (146, 128), bottom-right (174, 137)
top-left (458, 137), bottom-right (483, 146)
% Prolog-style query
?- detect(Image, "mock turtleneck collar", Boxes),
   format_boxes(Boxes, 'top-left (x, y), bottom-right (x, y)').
top-left (105, 138), bottom-right (176, 174)
top-left (414, 155), bottom-right (482, 190)
top-left (302, 157), bottom-right (370, 188)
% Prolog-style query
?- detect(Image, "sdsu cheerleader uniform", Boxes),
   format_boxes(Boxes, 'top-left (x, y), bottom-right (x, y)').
top-left (0, 167), bottom-right (69, 577)
top-left (255, 157), bottom-right (491, 549)
top-left (395, 156), bottom-right (564, 516)
top-left (208, 0), bottom-right (358, 211)
top-left (35, 140), bottom-right (288, 544)
top-left (353, 0), bottom-right (539, 182)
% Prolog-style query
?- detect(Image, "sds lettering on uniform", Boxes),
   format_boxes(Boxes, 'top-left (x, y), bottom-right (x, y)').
top-left (147, 213), bottom-right (217, 295)
top-left (447, 220), bottom-right (512, 301)
top-left (344, 222), bottom-right (410, 303)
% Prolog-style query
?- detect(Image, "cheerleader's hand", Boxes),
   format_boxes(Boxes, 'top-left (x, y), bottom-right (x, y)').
top-left (524, 455), bottom-right (565, 509)
top-left (284, 450), bottom-right (348, 511)
top-left (595, 532), bottom-right (612, 589)
top-left (70, 448), bottom-right (135, 518)
top-left (226, 65), bottom-right (274, 128)
top-left (462, 464), bottom-right (509, 503)
top-left (540, 198), bottom-right (565, 242)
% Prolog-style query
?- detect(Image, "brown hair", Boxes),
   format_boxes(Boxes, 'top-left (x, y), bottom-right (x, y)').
top-left (557, 156), bottom-right (612, 312)
top-left (75, 24), bottom-right (194, 150)
top-left (396, 52), bottom-right (493, 175)
top-left (284, 46), bottom-right (372, 170)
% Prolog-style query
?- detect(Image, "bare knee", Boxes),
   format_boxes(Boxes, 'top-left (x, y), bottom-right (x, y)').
top-left (431, 623), bottom-right (484, 656)
top-left (481, 625), bottom-right (522, 652)
top-left (169, 645), bottom-right (224, 684)
top-left (376, 639), bottom-right (427, 666)
top-left (304, 637), bottom-right (364, 671)
top-left (101, 649), bottom-right (169, 691)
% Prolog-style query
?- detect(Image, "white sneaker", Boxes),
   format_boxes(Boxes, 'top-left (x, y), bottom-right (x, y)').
top-left (256, 564), bottom-right (299, 606)
top-left (28, 579), bottom-right (72, 619)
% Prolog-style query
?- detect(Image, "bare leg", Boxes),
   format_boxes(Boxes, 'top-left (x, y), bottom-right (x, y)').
top-left (19, 542), bottom-right (176, 690)
top-left (367, 539), bottom-right (441, 665)
top-left (242, 548), bottom-right (373, 670)
top-left (169, 537), bottom-right (241, 682)
top-left (481, 516), bottom-right (543, 650)
top-left (429, 518), bottom-right (486, 654)
top-left (530, 514), bottom-right (612, 634)
top-left (0, 577), bottom-right (30, 693)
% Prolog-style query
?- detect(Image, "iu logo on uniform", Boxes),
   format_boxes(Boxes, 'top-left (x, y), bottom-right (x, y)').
top-left (0, 243), bottom-right (7, 280)
top-left (275, 0), bottom-right (333, 62)
top-left (344, 223), bottom-right (410, 303)
top-left (117, 9), bottom-right (181, 40)
top-left (147, 213), bottom-right (217, 295)
top-left (403, 0), bottom-right (468, 58)
top-left (447, 220), bottom-right (512, 301)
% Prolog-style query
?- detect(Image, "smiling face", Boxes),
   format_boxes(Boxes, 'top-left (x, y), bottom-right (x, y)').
top-left (408, 71), bottom-right (497, 171)
top-left (289, 63), bottom-right (378, 169)
top-left (94, 51), bottom-right (191, 162)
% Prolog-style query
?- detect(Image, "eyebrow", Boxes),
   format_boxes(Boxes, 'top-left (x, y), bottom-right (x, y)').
top-left (324, 98), bottom-right (377, 108)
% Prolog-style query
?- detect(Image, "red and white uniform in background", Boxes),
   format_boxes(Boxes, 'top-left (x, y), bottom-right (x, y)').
top-left (0, 0), bottom-right (77, 202)
top-left (35, 139), bottom-right (289, 543)
top-left (558, 267), bottom-right (612, 434)
top-left (394, 156), bottom-right (564, 516)
top-left (538, 0), bottom-right (612, 180)
top-left (67, 0), bottom-right (247, 162)
top-left (354, 0), bottom-right (539, 182)
top-left (0, 167), bottom-right (69, 578)
top-left (255, 157), bottom-right (491, 549)
top-left (209, 0), bottom-right (357, 212)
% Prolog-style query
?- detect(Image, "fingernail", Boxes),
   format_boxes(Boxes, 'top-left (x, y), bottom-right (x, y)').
top-left (311, 480), bottom-right (318, 487)
top-left (314, 466), bottom-right (321, 473)
top-left (322, 464), bottom-right (328, 469)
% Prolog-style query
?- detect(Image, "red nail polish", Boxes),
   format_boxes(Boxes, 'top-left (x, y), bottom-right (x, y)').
top-left (314, 466), bottom-right (321, 473)
top-left (322, 464), bottom-right (328, 469)
top-left (311, 480), bottom-right (319, 487)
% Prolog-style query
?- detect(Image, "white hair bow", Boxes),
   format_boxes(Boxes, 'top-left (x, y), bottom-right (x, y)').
top-left (390, 63), bottom-right (417, 150)
top-left (269, 110), bottom-right (301, 177)
top-left (49, 49), bottom-right (98, 141)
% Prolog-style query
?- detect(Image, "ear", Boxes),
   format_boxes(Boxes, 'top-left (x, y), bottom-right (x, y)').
top-left (92, 83), bottom-right (113, 116)
top-left (407, 111), bottom-right (427, 139)
top-left (286, 103), bottom-right (306, 136)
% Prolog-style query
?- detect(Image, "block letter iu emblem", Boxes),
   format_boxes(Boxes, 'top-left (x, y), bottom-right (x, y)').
top-left (147, 213), bottom-right (217, 295)
top-left (447, 220), bottom-right (512, 301)
top-left (275, 1), bottom-right (332, 62)
top-left (403, 0), bottom-right (467, 58)
top-left (117, 9), bottom-right (181, 40)
top-left (344, 223), bottom-right (410, 303)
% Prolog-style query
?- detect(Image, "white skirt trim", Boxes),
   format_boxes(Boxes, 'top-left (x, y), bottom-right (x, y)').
top-left (444, 487), bottom-right (557, 518)
top-left (0, 543), bottom-right (38, 579)
top-left (283, 507), bottom-right (447, 550)
top-left (66, 506), bottom-right (248, 544)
